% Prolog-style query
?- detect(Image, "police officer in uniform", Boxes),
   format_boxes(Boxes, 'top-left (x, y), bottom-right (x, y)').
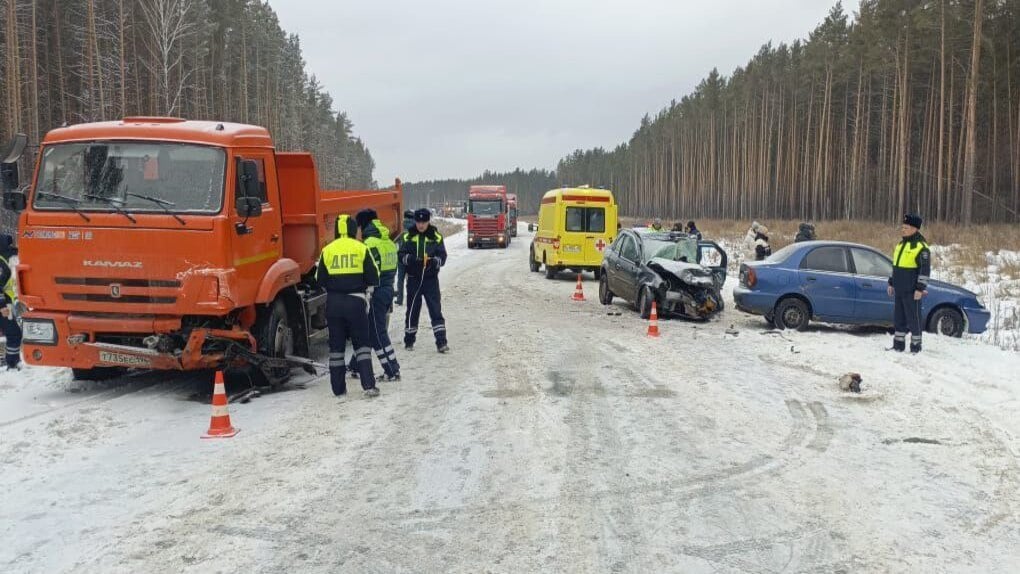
top-left (356, 208), bottom-right (401, 381)
top-left (317, 215), bottom-right (381, 398)
top-left (400, 208), bottom-right (449, 353)
top-left (0, 234), bottom-right (21, 370)
top-left (887, 214), bottom-right (931, 353)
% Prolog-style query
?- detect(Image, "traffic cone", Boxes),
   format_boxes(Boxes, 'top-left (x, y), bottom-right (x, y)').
top-left (202, 371), bottom-right (239, 439)
top-left (647, 301), bottom-right (661, 338)
top-left (571, 274), bottom-right (586, 301)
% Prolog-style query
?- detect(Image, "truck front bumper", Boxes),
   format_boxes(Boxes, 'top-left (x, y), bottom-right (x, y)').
top-left (21, 312), bottom-right (255, 371)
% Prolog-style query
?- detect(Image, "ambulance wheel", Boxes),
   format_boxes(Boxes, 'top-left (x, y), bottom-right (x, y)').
top-left (529, 246), bottom-right (541, 272)
top-left (599, 274), bottom-right (614, 305)
top-left (72, 367), bottom-right (125, 382)
top-left (545, 264), bottom-right (558, 280)
top-left (252, 299), bottom-right (293, 386)
top-left (593, 267), bottom-right (602, 280)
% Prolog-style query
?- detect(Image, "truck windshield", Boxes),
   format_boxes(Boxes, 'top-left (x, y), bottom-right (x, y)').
top-left (470, 200), bottom-right (503, 216)
top-left (33, 142), bottom-right (226, 214)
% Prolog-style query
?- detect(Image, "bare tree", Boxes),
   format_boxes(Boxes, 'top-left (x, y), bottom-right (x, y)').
top-left (138, 0), bottom-right (194, 116)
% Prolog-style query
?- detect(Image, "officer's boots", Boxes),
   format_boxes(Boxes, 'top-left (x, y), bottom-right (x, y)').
top-left (910, 339), bottom-right (922, 354)
top-left (892, 337), bottom-right (906, 352)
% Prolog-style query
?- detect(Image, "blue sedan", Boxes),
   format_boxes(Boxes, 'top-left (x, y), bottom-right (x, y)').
top-left (733, 241), bottom-right (990, 337)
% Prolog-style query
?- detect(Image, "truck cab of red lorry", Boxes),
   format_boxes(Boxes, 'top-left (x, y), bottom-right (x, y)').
top-left (0, 117), bottom-right (401, 383)
top-left (466, 185), bottom-right (510, 249)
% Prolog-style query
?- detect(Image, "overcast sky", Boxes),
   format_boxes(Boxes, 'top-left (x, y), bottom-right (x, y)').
top-left (272, 0), bottom-right (860, 184)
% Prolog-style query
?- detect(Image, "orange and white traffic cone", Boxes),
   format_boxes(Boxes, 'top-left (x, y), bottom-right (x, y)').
top-left (571, 274), bottom-right (586, 301)
top-left (646, 301), bottom-right (661, 338)
top-left (202, 371), bottom-right (239, 439)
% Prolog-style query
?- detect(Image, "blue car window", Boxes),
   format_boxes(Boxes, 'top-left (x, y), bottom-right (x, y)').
top-left (851, 248), bottom-right (893, 277)
top-left (801, 246), bottom-right (850, 273)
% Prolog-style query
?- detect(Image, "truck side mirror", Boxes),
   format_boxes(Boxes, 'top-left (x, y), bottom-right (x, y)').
top-left (237, 158), bottom-right (261, 203)
top-left (1, 133), bottom-right (27, 193)
top-left (235, 196), bottom-right (262, 218)
top-left (3, 191), bottom-right (26, 212)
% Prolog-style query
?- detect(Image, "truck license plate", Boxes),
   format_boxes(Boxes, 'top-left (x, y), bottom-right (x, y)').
top-left (98, 351), bottom-right (151, 367)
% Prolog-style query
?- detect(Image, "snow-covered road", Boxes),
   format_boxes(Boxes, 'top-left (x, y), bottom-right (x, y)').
top-left (1, 223), bottom-right (1018, 573)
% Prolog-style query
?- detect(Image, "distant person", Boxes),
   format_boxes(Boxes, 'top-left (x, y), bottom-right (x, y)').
top-left (795, 222), bottom-right (817, 243)
top-left (887, 214), bottom-right (930, 354)
top-left (0, 234), bottom-right (21, 371)
top-left (651, 218), bottom-right (664, 231)
top-left (685, 220), bottom-right (702, 240)
top-left (316, 215), bottom-right (381, 399)
top-left (400, 209), bottom-right (449, 353)
top-left (754, 226), bottom-right (772, 261)
top-left (744, 221), bottom-right (763, 252)
top-left (671, 222), bottom-right (684, 232)
top-left (394, 209), bottom-right (415, 306)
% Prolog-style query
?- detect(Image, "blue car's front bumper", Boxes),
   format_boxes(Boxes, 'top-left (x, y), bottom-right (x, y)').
top-left (733, 286), bottom-right (777, 317)
top-left (963, 306), bottom-right (991, 334)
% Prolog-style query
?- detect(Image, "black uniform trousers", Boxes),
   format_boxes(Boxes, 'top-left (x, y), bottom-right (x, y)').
top-left (404, 274), bottom-right (447, 348)
top-left (326, 294), bottom-right (376, 395)
top-left (893, 292), bottom-right (923, 346)
top-left (1, 313), bottom-right (21, 368)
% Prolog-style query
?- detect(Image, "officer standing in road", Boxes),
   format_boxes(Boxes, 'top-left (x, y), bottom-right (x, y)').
top-left (317, 214), bottom-right (381, 398)
top-left (400, 208), bottom-right (449, 353)
top-left (394, 209), bottom-right (415, 306)
top-left (356, 208), bottom-right (402, 381)
top-left (0, 234), bottom-right (21, 371)
top-left (887, 214), bottom-right (931, 353)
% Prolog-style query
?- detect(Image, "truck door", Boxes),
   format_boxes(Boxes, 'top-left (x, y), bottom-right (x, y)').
top-left (231, 150), bottom-right (284, 298)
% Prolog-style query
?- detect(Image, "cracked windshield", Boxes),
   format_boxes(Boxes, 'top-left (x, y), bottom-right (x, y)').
top-left (33, 142), bottom-right (226, 214)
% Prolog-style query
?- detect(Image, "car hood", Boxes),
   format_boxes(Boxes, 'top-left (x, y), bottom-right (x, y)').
top-left (648, 258), bottom-right (715, 285)
top-left (927, 278), bottom-right (977, 298)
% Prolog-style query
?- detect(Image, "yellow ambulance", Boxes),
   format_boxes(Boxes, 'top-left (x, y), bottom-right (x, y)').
top-left (529, 186), bottom-right (618, 279)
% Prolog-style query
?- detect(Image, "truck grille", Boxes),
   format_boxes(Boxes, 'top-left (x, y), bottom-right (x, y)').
top-left (56, 276), bottom-right (181, 305)
top-left (472, 218), bottom-right (499, 234)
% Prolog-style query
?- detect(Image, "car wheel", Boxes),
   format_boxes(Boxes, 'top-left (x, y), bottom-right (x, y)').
top-left (774, 298), bottom-right (810, 331)
top-left (928, 307), bottom-right (964, 338)
top-left (598, 273), bottom-right (614, 305)
top-left (529, 246), bottom-right (541, 272)
top-left (637, 286), bottom-right (654, 319)
top-left (545, 263), bottom-right (558, 280)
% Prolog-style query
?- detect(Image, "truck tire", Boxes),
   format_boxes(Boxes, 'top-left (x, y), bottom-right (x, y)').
top-left (72, 367), bottom-right (125, 382)
top-left (252, 299), bottom-right (293, 386)
top-left (529, 246), bottom-right (541, 272)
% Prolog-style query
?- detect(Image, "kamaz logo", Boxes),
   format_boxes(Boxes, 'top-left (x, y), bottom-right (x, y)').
top-left (83, 260), bottom-right (143, 269)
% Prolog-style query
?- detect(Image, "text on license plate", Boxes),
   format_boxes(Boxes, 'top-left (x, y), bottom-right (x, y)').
top-left (563, 245), bottom-right (582, 253)
top-left (99, 351), bottom-right (151, 367)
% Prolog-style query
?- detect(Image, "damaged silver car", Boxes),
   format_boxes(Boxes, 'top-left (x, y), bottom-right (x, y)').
top-left (599, 228), bottom-right (728, 320)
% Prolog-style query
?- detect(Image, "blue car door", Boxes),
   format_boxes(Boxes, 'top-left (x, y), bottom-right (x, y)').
top-left (850, 247), bottom-right (895, 324)
top-left (798, 246), bottom-right (856, 320)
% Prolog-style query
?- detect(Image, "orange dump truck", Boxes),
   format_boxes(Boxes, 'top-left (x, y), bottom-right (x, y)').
top-left (0, 117), bottom-right (401, 383)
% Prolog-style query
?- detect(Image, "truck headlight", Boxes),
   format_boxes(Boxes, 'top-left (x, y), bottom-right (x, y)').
top-left (23, 319), bottom-right (57, 345)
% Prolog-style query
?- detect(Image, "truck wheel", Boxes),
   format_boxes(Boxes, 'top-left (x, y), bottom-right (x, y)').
top-left (252, 299), bottom-right (293, 386)
top-left (599, 273), bottom-right (614, 305)
top-left (72, 367), bottom-right (125, 382)
top-left (529, 246), bottom-right (541, 272)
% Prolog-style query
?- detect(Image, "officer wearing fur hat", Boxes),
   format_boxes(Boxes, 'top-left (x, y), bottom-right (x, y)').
top-left (399, 208), bottom-right (449, 353)
top-left (887, 214), bottom-right (931, 353)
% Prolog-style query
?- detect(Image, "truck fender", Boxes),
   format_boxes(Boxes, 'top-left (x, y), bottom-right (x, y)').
top-left (255, 259), bottom-right (302, 304)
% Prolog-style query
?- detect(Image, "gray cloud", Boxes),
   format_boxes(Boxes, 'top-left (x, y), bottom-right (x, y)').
top-left (272, 0), bottom-right (860, 183)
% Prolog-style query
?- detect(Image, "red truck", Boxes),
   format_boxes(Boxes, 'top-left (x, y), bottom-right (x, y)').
top-left (1, 117), bottom-right (402, 384)
top-left (467, 185), bottom-right (510, 249)
top-left (506, 193), bottom-right (518, 237)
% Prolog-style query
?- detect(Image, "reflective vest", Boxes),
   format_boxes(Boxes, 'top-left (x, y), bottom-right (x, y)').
top-left (403, 230), bottom-right (443, 259)
top-left (321, 215), bottom-right (375, 277)
top-left (893, 240), bottom-right (929, 269)
top-left (365, 221), bottom-right (398, 273)
top-left (0, 255), bottom-right (15, 304)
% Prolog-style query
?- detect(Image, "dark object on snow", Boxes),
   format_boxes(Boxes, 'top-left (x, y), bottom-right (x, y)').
top-left (754, 231), bottom-right (771, 261)
top-left (839, 372), bottom-right (862, 393)
top-left (794, 222), bottom-right (816, 243)
top-left (599, 227), bottom-right (728, 321)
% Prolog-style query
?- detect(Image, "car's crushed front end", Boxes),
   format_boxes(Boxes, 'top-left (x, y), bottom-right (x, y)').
top-left (646, 258), bottom-right (724, 320)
